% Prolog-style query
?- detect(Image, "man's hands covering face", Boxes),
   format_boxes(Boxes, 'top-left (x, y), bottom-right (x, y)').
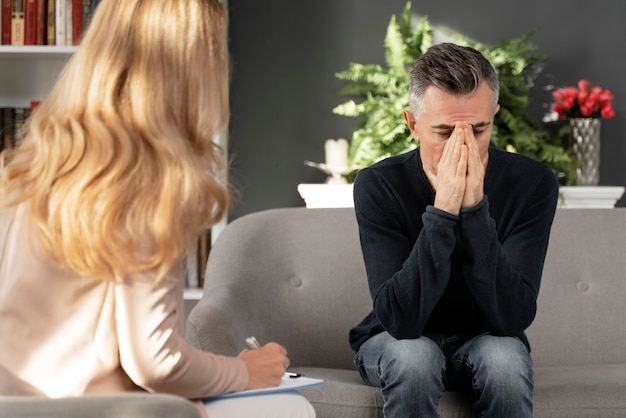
top-left (433, 122), bottom-right (485, 215)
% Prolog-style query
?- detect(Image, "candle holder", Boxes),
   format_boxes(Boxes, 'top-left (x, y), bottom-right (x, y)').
top-left (304, 161), bottom-right (347, 184)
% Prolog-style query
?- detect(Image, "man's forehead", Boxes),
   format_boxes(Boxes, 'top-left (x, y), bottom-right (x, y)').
top-left (429, 121), bottom-right (492, 129)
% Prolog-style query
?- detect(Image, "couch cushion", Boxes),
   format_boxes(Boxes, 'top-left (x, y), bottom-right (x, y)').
top-left (293, 364), bottom-right (626, 418)
top-left (533, 363), bottom-right (626, 417)
top-left (293, 367), bottom-right (474, 418)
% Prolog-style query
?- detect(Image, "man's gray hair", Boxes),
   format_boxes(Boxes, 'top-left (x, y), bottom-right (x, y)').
top-left (408, 43), bottom-right (499, 119)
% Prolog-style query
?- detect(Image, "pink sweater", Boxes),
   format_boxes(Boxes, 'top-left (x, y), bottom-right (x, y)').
top-left (0, 202), bottom-right (247, 400)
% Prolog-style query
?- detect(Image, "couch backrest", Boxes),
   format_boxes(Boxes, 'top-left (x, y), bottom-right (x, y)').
top-left (192, 208), bottom-right (369, 369)
top-left (191, 207), bottom-right (626, 370)
top-left (526, 208), bottom-right (626, 367)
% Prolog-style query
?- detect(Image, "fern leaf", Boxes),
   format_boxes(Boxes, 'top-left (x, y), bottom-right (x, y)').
top-left (398, 1), bottom-right (413, 39)
top-left (384, 16), bottom-right (407, 77)
top-left (332, 100), bottom-right (365, 117)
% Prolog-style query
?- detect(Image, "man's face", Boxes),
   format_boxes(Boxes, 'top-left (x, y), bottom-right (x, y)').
top-left (404, 82), bottom-right (499, 176)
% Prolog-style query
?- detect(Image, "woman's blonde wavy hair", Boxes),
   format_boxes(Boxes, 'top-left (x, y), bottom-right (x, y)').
top-left (0, 0), bottom-right (230, 282)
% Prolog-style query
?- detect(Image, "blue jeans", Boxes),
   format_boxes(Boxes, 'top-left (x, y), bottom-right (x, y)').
top-left (354, 331), bottom-right (533, 418)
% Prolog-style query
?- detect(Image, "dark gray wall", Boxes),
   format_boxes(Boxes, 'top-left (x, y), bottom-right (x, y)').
top-left (227, 1), bottom-right (626, 219)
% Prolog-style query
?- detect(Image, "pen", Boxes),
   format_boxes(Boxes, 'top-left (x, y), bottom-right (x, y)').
top-left (245, 336), bottom-right (261, 350)
top-left (245, 336), bottom-right (303, 378)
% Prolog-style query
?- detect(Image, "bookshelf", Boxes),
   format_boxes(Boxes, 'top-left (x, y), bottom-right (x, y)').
top-left (0, 45), bottom-right (76, 56)
top-left (0, 46), bottom-right (75, 107)
top-left (0, 45), bottom-right (208, 302)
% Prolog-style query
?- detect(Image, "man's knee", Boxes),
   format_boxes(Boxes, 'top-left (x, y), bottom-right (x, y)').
top-left (472, 336), bottom-right (530, 366)
top-left (467, 335), bottom-right (533, 387)
top-left (380, 336), bottom-right (445, 381)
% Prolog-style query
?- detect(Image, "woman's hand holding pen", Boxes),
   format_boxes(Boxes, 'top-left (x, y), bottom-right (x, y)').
top-left (238, 341), bottom-right (290, 389)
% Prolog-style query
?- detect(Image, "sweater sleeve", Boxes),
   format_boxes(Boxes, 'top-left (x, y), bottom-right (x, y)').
top-left (114, 270), bottom-right (248, 399)
top-left (354, 169), bottom-right (460, 339)
top-left (459, 169), bottom-right (559, 336)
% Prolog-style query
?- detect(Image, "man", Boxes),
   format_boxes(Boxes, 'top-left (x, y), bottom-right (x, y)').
top-left (349, 42), bottom-right (559, 417)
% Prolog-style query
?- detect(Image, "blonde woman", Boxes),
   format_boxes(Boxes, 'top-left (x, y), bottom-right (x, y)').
top-left (0, 0), bottom-right (314, 417)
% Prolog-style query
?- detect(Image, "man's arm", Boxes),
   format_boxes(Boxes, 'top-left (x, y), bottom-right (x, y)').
top-left (459, 169), bottom-right (559, 336)
top-left (354, 168), bottom-right (457, 339)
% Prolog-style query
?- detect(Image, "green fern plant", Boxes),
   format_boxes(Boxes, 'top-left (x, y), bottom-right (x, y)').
top-left (333, 1), bottom-right (576, 184)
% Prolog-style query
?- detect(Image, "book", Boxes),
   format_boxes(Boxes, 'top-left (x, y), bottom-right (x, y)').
top-left (1, 0), bottom-right (11, 45)
top-left (35, 0), bottom-right (43, 44)
top-left (71, 0), bottom-right (80, 44)
top-left (24, 0), bottom-right (35, 45)
top-left (11, 0), bottom-right (25, 46)
top-left (0, 107), bottom-right (29, 150)
top-left (46, 0), bottom-right (54, 45)
top-left (64, 0), bottom-right (71, 45)
top-left (13, 107), bottom-right (27, 147)
top-left (185, 245), bottom-right (199, 290)
top-left (1, 107), bottom-right (15, 151)
top-left (55, 0), bottom-right (66, 45)
top-left (81, 0), bottom-right (89, 33)
top-left (197, 230), bottom-right (211, 288)
top-left (30, 100), bottom-right (40, 112)
top-left (201, 376), bottom-right (326, 402)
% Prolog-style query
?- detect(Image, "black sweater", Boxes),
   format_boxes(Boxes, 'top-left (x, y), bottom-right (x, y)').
top-left (349, 147), bottom-right (559, 352)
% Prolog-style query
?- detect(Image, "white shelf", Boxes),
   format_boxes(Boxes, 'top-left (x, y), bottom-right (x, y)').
top-left (0, 46), bottom-right (78, 58)
top-left (184, 288), bottom-right (203, 301)
top-left (297, 183), bottom-right (354, 208)
top-left (559, 186), bottom-right (625, 209)
top-left (298, 183), bottom-right (625, 210)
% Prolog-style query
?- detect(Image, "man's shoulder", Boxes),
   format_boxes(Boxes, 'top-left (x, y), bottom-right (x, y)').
top-left (370, 148), bottom-right (418, 169)
top-left (491, 147), bottom-right (543, 163)
top-left (489, 148), bottom-right (556, 178)
top-left (358, 149), bottom-right (419, 180)
top-left (487, 148), bottom-right (559, 200)
top-left (353, 149), bottom-right (425, 209)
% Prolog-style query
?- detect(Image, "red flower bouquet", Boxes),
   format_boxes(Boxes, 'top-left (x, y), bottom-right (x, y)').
top-left (551, 80), bottom-right (616, 119)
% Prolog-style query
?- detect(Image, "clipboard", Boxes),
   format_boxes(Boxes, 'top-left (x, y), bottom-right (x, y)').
top-left (202, 375), bottom-right (326, 401)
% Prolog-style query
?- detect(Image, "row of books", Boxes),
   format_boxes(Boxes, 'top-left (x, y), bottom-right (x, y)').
top-left (0, 0), bottom-right (100, 46)
top-left (0, 104), bottom-right (37, 151)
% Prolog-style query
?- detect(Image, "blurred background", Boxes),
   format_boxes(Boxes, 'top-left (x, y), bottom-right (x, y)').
top-left (226, 0), bottom-right (626, 220)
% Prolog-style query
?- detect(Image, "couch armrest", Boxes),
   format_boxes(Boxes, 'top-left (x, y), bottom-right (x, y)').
top-left (0, 393), bottom-right (202, 418)
top-left (186, 287), bottom-right (253, 357)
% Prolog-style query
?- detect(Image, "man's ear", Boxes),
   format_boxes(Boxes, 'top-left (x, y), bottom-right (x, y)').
top-left (494, 104), bottom-right (501, 115)
top-left (403, 110), bottom-right (417, 137)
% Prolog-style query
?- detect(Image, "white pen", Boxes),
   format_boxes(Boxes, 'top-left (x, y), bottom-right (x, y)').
top-left (245, 336), bottom-right (303, 378)
top-left (245, 336), bottom-right (261, 350)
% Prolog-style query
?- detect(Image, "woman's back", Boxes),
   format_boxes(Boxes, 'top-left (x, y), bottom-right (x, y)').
top-left (1, 202), bottom-right (143, 396)
top-left (0, 202), bottom-right (247, 399)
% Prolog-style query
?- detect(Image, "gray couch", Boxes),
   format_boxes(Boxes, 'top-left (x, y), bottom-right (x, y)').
top-left (187, 207), bottom-right (626, 418)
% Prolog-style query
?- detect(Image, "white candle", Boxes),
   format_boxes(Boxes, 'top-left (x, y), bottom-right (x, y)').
top-left (324, 138), bottom-right (348, 173)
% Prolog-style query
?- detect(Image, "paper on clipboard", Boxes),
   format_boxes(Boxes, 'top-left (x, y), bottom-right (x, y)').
top-left (202, 375), bottom-right (326, 402)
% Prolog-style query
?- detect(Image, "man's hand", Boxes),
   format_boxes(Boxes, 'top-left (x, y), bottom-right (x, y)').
top-left (238, 342), bottom-right (289, 389)
top-left (462, 124), bottom-right (486, 209)
top-left (433, 122), bottom-right (468, 215)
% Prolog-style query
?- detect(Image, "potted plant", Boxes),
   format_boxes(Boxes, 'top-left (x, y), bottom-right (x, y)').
top-left (332, 1), bottom-right (577, 184)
